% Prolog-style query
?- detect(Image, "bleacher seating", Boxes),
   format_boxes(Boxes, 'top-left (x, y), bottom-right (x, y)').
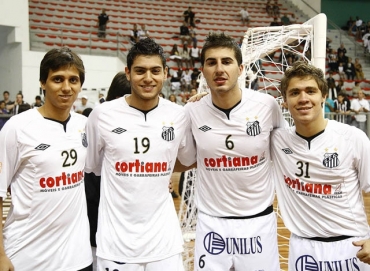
top-left (28, 0), bottom-right (294, 68)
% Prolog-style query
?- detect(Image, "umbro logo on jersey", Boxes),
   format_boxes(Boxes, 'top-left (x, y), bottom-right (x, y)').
top-left (35, 144), bottom-right (50, 151)
top-left (281, 148), bottom-right (293, 154)
top-left (112, 127), bottom-right (126, 134)
top-left (199, 125), bottom-right (211, 132)
top-left (246, 121), bottom-right (261, 136)
top-left (162, 126), bottom-right (175, 141)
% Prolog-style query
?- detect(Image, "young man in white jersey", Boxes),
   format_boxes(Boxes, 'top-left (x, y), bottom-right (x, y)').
top-left (184, 33), bottom-right (285, 271)
top-left (0, 47), bottom-right (92, 271)
top-left (84, 38), bottom-right (195, 271)
top-left (271, 61), bottom-right (370, 270)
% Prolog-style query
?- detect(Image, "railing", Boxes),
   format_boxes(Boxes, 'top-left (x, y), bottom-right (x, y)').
top-left (29, 24), bottom-right (130, 61)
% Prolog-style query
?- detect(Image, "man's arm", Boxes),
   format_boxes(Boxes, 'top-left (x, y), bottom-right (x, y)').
top-left (0, 199), bottom-right (14, 271)
top-left (353, 239), bottom-right (370, 264)
top-left (174, 159), bottom-right (196, 173)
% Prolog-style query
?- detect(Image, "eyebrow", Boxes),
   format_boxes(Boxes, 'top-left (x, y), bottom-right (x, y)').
top-left (287, 86), bottom-right (318, 92)
top-left (133, 65), bottom-right (162, 69)
top-left (205, 57), bottom-right (234, 62)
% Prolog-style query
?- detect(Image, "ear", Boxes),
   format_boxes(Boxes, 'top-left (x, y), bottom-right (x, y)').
top-left (164, 66), bottom-right (168, 79)
top-left (125, 67), bottom-right (130, 81)
top-left (239, 64), bottom-right (244, 77)
top-left (40, 81), bottom-right (45, 90)
top-left (281, 101), bottom-right (288, 109)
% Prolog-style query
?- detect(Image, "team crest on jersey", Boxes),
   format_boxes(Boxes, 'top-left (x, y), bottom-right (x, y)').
top-left (81, 132), bottom-right (88, 147)
top-left (162, 126), bottom-right (175, 141)
top-left (323, 152), bottom-right (339, 168)
top-left (246, 120), bottom-right (261, 136)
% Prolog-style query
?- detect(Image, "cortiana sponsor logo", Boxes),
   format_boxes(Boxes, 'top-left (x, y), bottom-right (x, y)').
top-left (39, 170), bottom-right (84, 191)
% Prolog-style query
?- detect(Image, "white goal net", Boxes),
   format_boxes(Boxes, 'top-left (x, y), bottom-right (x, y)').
top-left (179, 13), bottom-right (327, 270)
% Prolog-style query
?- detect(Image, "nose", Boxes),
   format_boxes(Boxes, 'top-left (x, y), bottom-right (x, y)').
top-left (143, 71), bottom-right (153, 82)
top-left (62, 80), bottom-right (71, 91)
top-left (215, 61), bottom-right (224, 73)
top-left (297, 91), bottom-right (309, 103)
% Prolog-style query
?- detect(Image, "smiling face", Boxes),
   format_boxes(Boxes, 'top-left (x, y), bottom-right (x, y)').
top-left (125, 55), bottom-right (167, 110)
top-left (40, 65), bottom-right (81, 118)
top-left (285, 76), bottom-right (326, 135)
top-left (202, 47), bottom-right (242, 96)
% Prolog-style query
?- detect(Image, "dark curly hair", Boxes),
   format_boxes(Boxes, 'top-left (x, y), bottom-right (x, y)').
top-left (126, 38), bottom-right (166, 70)
top-left (200, 32), bottom-right (242, 66)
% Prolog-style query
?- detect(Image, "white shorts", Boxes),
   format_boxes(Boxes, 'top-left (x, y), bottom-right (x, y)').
top-left (289, 233), bottom-right (370, 271)
top-left (97, 253), bottom-right (184, 271)
top-left (194, 208), bottom-right (280, 271)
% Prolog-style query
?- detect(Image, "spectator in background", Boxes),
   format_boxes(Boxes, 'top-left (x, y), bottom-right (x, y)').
top-left (355, 16), bottom-right (364, 40)
top-left (129, 23), bottom-right (140, 45)
top-left (272, 0), bottom-right (280, 17)
top-left (354, 58), bottom-right (365, 80)
top-left (31, 95), bottom-right (43, 108)
top-left (326, 72), bottom-right (337, 100)
top-left (169, 44), bottom-right (182, 69)
top-left (270, 17), bottom-right (281, 26)
top-left (179, 21), bottom-right (192, 45)
top-left (97, 8), bottom-right (109, 38)
top-left (364, 35), bottom-right (370, 53)
top-left (181, 43), bottom-right (191, 69)
top-left (8, 93), bottom-right (31, 115)
top-left (188, 25), bottom-right (197, 48)
top-left (327, 48), bottom-right (337, 72)
top-left (139, 24), bottom-right (150, 40)
top-left (183, 7), bottom-right (195, 27)
top-left (337, 62), bottom-right (346, 81)
top-left (168, 93), bottom-right (178, 103)
top-left (345, 57), bottom-right (356, 80)
top-left (95, 93), bottom-right (105, 106)
top-left (281, 13), bottom-right (291, 25)
top-left (334, 92), bottom-right (351, 124)
top-left (0, 100), bottom-right (8, 130)
top-left (266, 0), bottom-right (273, 16)
top-left (239, 6), bottom-right (250, 26)
top-left (190, 43), bottom-right (201, 68)
top-left (74, 95), bottom-right (94, 114)
top-left (341, 16), bottom-right (354, 31)
top-left (1, 91), bottom-right (12, 108)
top-left (181, 68), bottom-right (192, 92)
top-left (324, 96), bottom-right (335, 119)
top-left (352, 81), bottom-right (362, 95)
top-left (191, 67), bottom-right (201, 88)
top-left (0, 100), bottom-right (8, 114)
top-left (337, 42), bottom-right (347, 57)
top-left (351, 89), bottom-right (369, 134)
top-left (337, 50), bottom-right (348, 69)
top-left (335, 79), bottom-right (346, 94)
top-left (106, 71), bottom-right (131, 101)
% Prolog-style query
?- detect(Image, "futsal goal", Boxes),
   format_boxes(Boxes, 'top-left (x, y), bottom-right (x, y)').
top-left (178, 13), bottom-right (327, 271)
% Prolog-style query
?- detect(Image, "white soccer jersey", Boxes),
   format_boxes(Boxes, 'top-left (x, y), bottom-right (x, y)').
top-left (185, 89), bottom-right (287, 217)
top-left (85, 96), bottom-right (196, 263)
top-left (271, 120), bottom-right (370, 238)
top-left (0, 109), bottom-right (92, 271)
